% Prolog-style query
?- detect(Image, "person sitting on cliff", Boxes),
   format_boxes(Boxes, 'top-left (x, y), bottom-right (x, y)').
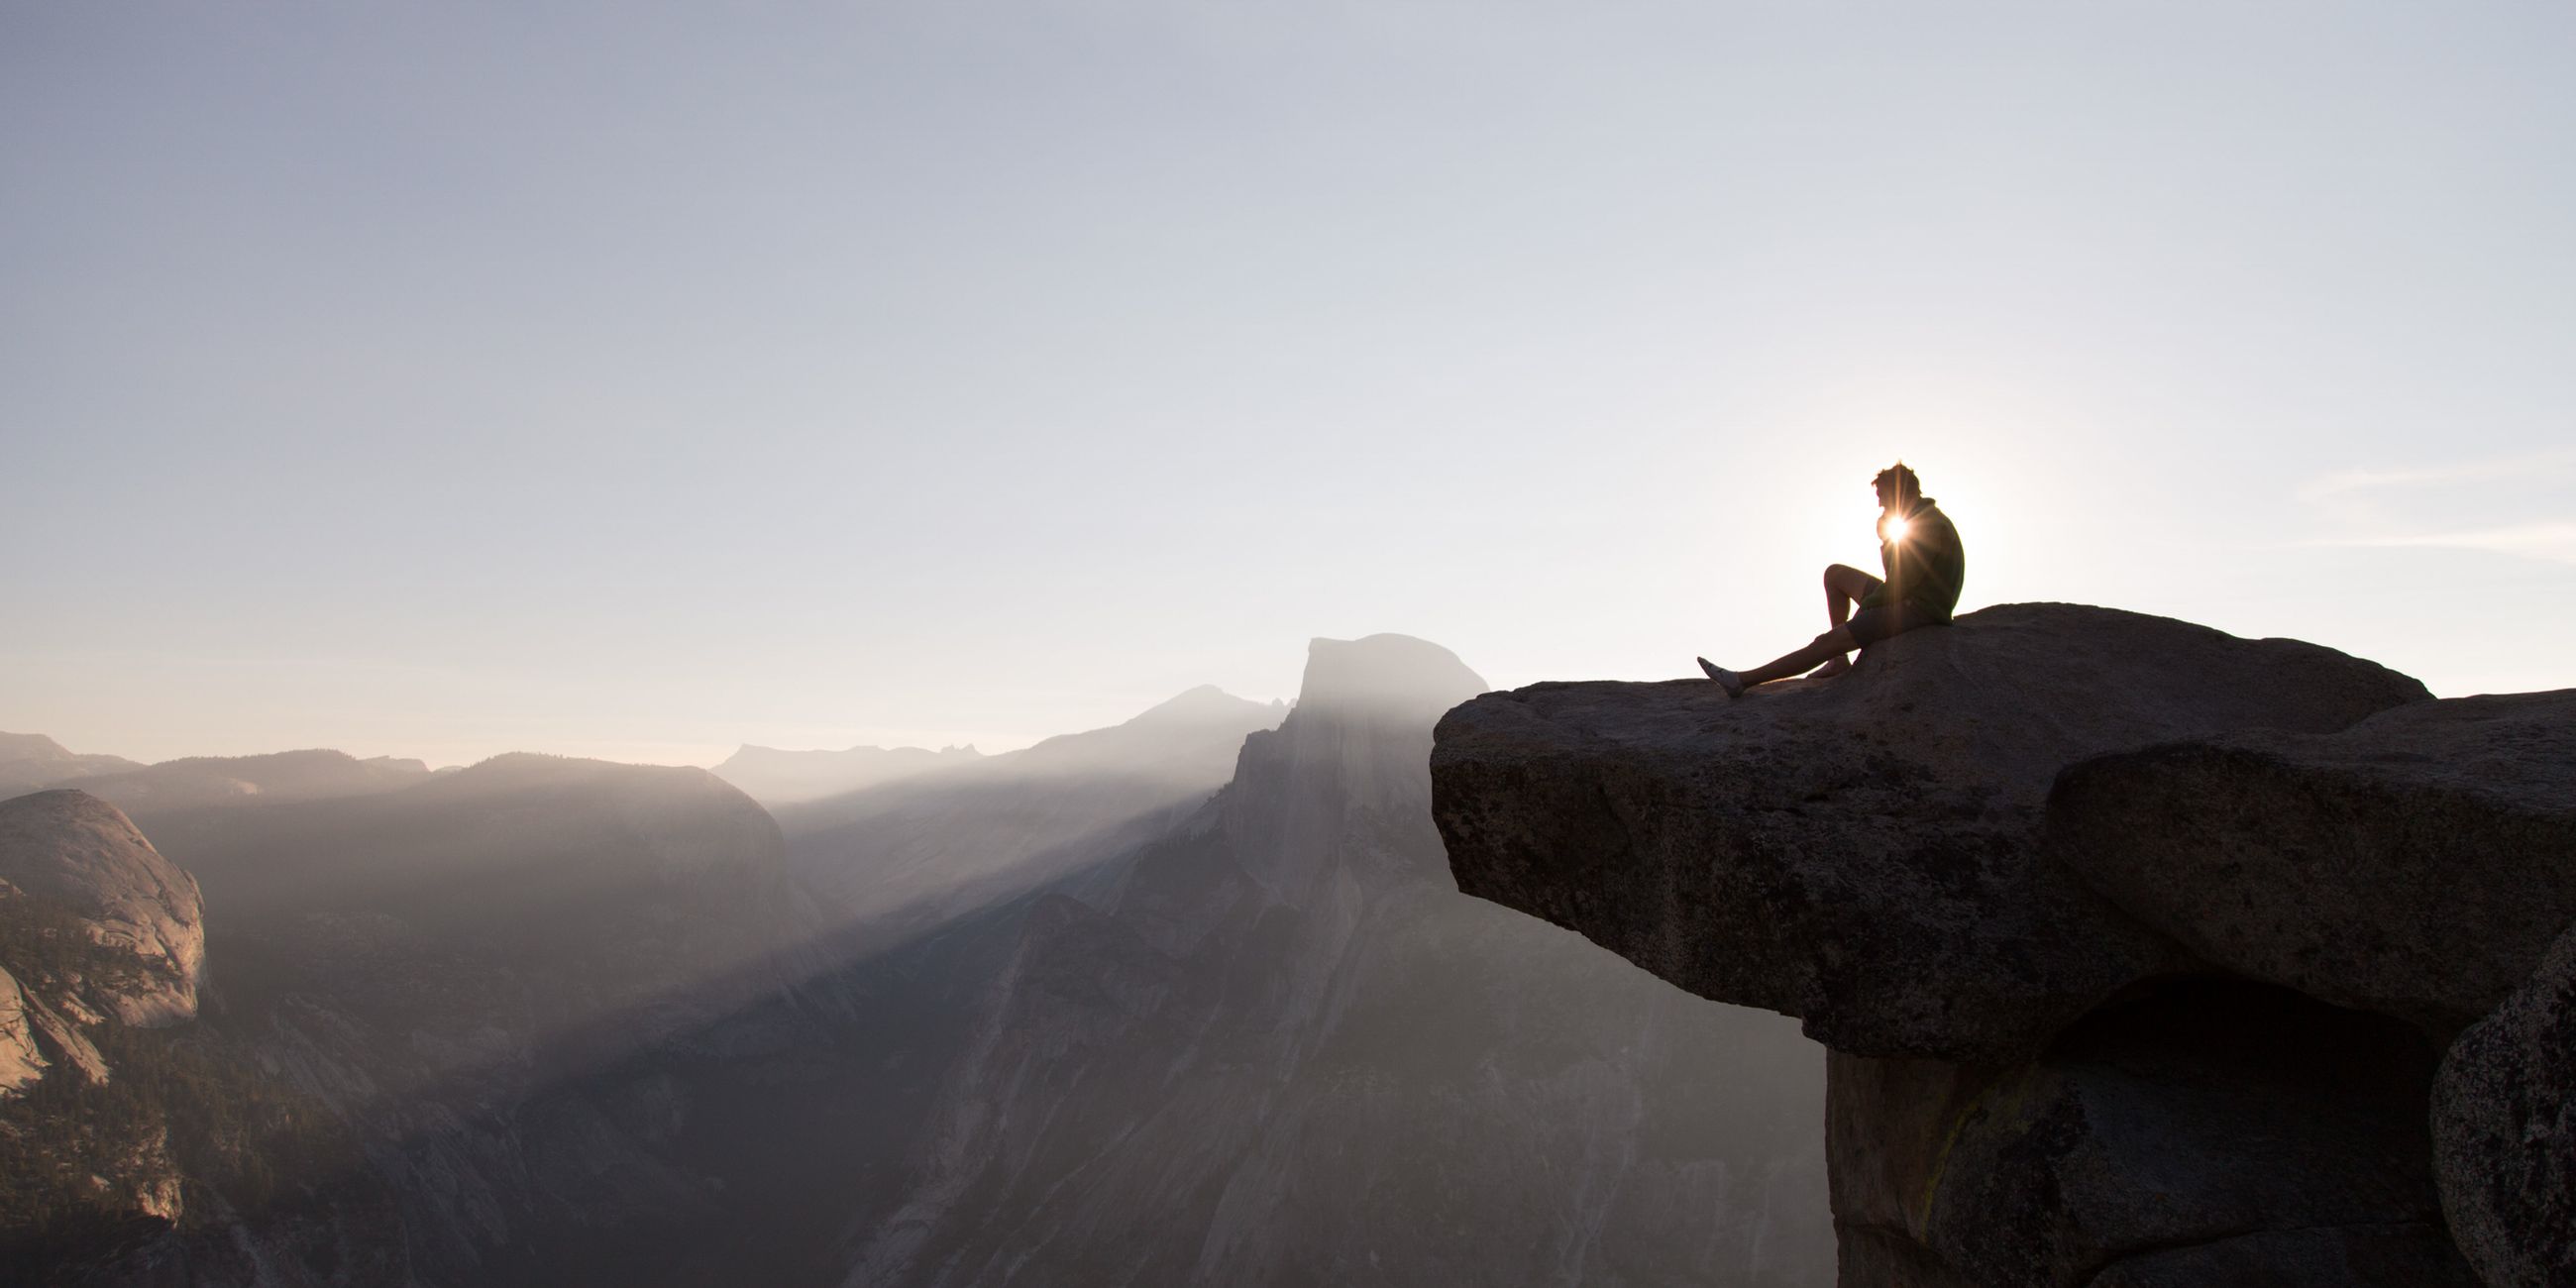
top-left (1697, 462), bottom-right (1965, 698)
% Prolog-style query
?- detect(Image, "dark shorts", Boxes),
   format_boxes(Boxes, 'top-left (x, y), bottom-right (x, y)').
top-left (1848, 597), bottom-right (1947, 647)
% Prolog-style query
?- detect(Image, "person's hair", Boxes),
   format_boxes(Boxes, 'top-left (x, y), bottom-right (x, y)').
top-left (1873, 462), bottom-right (1921, 503)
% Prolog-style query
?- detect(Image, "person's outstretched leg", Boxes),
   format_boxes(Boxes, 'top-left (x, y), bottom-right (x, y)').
top-left (1700, 624), bottom-right (1860, 698)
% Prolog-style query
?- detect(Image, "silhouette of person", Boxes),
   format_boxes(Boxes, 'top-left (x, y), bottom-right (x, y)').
top-left (1697, 463), bottom-right (1964, 698)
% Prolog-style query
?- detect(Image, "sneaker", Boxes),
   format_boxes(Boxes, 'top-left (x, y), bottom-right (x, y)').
top-left (1696, 657), bottom-right (1745, 698)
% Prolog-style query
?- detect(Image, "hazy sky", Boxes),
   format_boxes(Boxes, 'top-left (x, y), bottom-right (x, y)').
top-left (6, 2), bottom-right (2572, 767)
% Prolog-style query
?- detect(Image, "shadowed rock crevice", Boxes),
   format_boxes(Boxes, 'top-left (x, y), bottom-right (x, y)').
top-left (2079, 1221), bottom-right (2478, 1288)
top-left (1844, 978), bottom-right (2463, 1288)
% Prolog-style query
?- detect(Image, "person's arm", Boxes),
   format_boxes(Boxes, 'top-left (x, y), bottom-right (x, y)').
top-left (1877, 515), bottom-right (1911, 606)
top-left (1862, 512), bottom-right (1900, 607)
top-left (1908, 511), bottom-right (1964, 613)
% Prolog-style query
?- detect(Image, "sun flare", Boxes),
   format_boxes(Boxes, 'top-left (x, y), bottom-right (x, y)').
top-left (1880, 513), bottom-right (1911, 544)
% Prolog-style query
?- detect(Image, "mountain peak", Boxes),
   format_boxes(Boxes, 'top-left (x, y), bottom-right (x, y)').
top-left (0, 732), bottom-right (75, 762)
top-left (0, 787), bottom-right (131, 829)
top-left (0, 734), bottom-right (143, 799)
top-left (1295, 634), bottom-right (1486, 717)
top-left (1125, 685), bottom-right (1269, 727)
top-left (0, 790), bottom-right (205, 1028)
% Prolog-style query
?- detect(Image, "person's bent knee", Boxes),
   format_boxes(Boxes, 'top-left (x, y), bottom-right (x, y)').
top-left (1826, 564), bottom-right (1878, 599)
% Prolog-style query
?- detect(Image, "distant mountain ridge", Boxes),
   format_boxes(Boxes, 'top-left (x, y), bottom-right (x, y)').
top-left (0, 734), bottom-right (78, 761)
top-left (0, 651), bottom-right (1836, 1287)
top-left (840, 635), bottom-right (1832, 1286)
top-left (0, 733), bottom-right (144, 799)
top-left (711, 742), bottom-right (984, 805)
top-left (40, 748), bottom-right (432, 821)
top-left (777, 686), bottom-right (1288, 950)
top-left (1, 756), bottom-right (829, 1284)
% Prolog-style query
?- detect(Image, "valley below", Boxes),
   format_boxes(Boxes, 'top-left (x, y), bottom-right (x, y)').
top-left (0, 635), bottom-right (1832, 1287)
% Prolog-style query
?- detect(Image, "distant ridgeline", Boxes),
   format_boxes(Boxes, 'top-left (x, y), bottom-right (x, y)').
top-left (1434, 601), bottom-right (2576, 1288)
top-left (709, 740), bottom-right (984, 805)
top-left (0, 641), bottom-right (1838, 1287)
top-left (0, 752), bottom-right (823, 1286)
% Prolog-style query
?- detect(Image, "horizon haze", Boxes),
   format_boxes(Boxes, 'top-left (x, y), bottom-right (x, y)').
top-left (7, 2), bottom-right (2573, 764)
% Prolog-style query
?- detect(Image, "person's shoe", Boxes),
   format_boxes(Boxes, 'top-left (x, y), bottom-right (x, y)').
top-left (1696, 657), bottom-right (1745, 698)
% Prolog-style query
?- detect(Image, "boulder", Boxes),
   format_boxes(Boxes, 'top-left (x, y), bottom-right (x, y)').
top-left (2050, 691), bottom-right (2576, 1031)
top-left (2434, 920), bottom-right (2576, 1288)
top-left (0, 790), bottom-right (205, 1026)
top-left (1830, 980), bottom-right (2471, 1287)
top-left (1431, 603), bottom-right (2427, 1060)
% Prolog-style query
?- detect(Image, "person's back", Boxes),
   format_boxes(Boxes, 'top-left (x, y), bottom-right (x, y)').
top-left (1868, 493), bottom-right (1965, 621)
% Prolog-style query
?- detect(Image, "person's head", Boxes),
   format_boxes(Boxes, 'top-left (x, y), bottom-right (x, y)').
top-left (1873, 462), bottom-right (1921, 510)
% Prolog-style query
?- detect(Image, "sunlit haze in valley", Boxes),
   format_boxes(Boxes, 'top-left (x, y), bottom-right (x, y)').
top-left (6, 2), bottom-right (2572, 767)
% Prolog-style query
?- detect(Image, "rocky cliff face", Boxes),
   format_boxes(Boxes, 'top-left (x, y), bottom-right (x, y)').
top-left (0, 968), bottom-right (44, 1094)
top-left (0, 760), bottom-right (846, 1286)
top-left (1434, 603), bottom-right (2573, 1286)
top-left (2435, 919), bottom-right (2576, 1288)
top-left (0, 791), bottom-right (205, 1028)
top-left (0, 792), bottom-right (367, 1280)
top-left (842, 634), bottom-right (1835, 1287)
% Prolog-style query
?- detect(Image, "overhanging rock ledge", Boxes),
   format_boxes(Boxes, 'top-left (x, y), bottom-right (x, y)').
top-left (1428, 601), bottom-right (2427, 1062)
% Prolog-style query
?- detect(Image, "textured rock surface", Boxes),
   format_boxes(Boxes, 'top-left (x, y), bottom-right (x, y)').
top-left (16, 983), bottom-right (108, 1085)
top-left (0, 966), bottom-right (45, 1093)
top-left (2051, 690), bottom-right (2576, 1030)
top-left (2084, 1227), bottom-right (2489, 1288)
top-left (1423, 604), bottom-right (2576, 1287)
top-left (1432, 602), bottom-right (2427, 1060)
top-left (2434, 920), bottom-right (2576, 1288)
top-left (1831, 980), bottom-right (2470, 1287)
top-left (0, 791), bottom-right (204, 1026)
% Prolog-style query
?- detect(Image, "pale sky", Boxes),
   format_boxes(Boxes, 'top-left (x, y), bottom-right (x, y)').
top-left (5, 2), bottom-right (2571, 768)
